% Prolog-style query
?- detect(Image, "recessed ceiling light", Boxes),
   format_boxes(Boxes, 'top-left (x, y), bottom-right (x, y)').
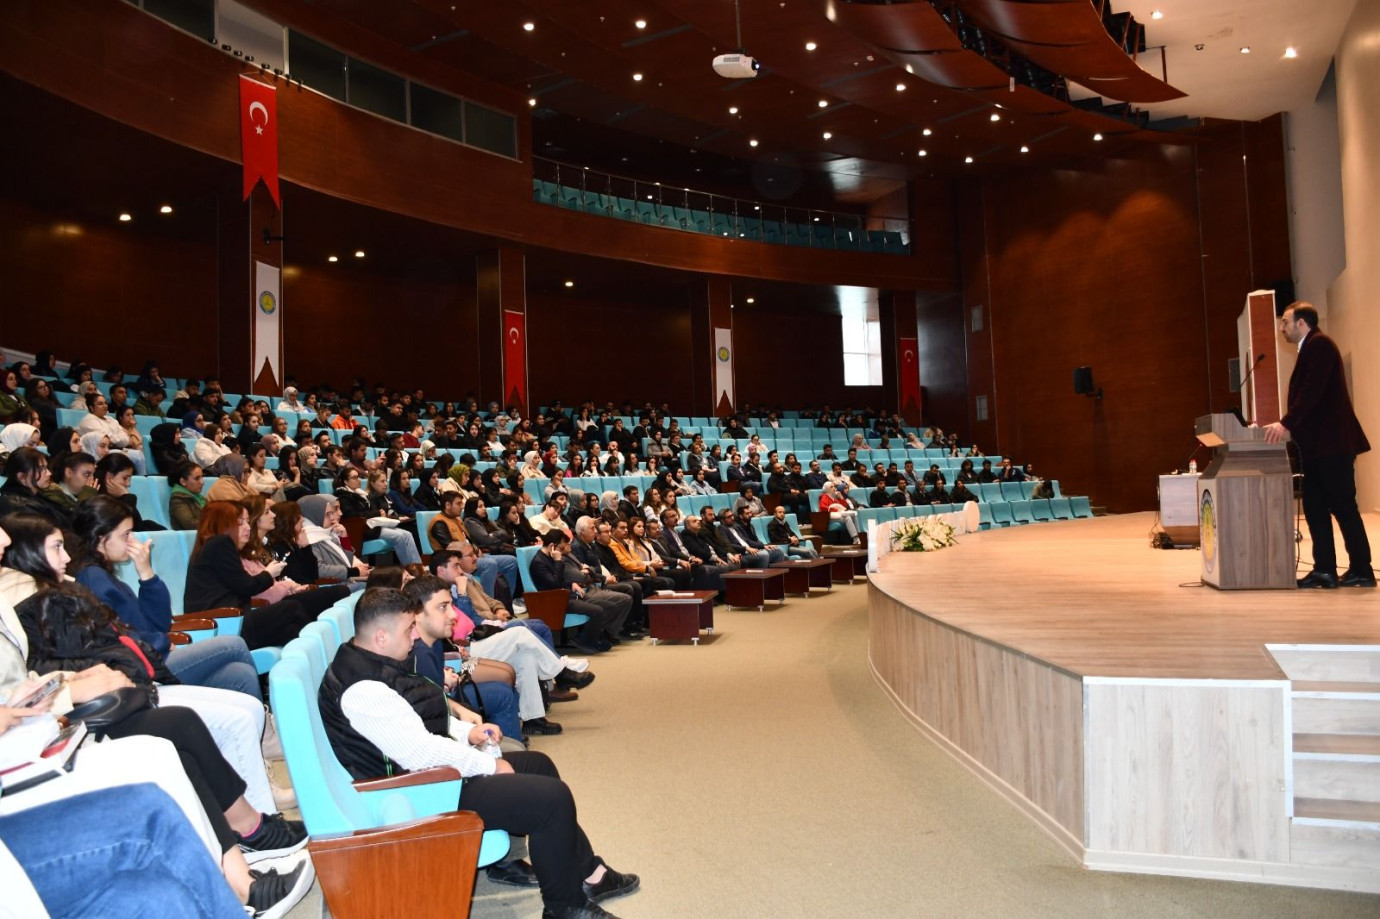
top-left (328, 255), bottom-right (338, 263)
top-left (990, 113), bottom-right (1000, 122)
top-left (728, 105), bottom-right (739, 115)
top-left (805, 41), bottom-right (817, 51)
top-left (1151, 9), bottom-right (1163, 19)
top-left (1240, 46), bottom-right (1251, 54)
top-left (1020, 145), bottom-right (1029, 153)
top-left (354, 250), bottom-right (366, 258)
top-left (749, 138), bottom-right (758, 147)
top-left (1284, 46), bottom-right (1298, 59)
top-left (746, 297), bottom-right (755, 304)
top-left (632, 72), bottom-right (643, 81)
top-left (964, 156), bottom-right (973, 164)
top-left (922, 128), bottom-right (932, 136)
top-left (522, 22), bottom-right (534, 32)
top-left (818, 99), bottom-right (828, 108)
top-left (635, 19), bottom-right (647, 29)
top-left (159, 205), bottom-right (173, 214)
top-left (895, 83), bottom-right (907, 92)
top-left (822, 131), bottom-right (832, 139)
top-left (118, 212), bottom-right (132, 222)
top-left (564, 280), bottom-right (574, 288)
top-left (528, 97), bottom-right (537, 107)
top-left (812, 217), bottom-right (819, 222)
top-left (646, 194), bottom-right (653, 200)
top-left (917, 149), bottom-right (927, 157)
top-left (1093, 133), bottom-right (1103, 141)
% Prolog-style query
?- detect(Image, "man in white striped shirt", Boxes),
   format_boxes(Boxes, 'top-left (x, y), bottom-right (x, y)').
top-left (318, 588), bottom-right (639, 919)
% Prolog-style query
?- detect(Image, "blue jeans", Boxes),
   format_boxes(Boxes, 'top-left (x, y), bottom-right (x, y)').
top-left (459, 679), bottom-right (523, 741)
top-left (476, 554), bottom-right (521, 598)
top-left (166, 635), bottom-right (262, 701)
top-left (1, 784), bottom-right (244, 919)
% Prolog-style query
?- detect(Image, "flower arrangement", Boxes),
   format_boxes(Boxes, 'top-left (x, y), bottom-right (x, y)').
top-left (891, 516), bottom-right (957, 553)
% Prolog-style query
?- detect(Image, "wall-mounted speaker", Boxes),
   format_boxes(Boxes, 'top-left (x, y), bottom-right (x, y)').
top-left (1073, 366), bottom-right (1095, 395)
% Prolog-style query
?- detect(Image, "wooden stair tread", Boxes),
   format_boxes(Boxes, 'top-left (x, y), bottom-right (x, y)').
top-left (1294, 733), bottom-right (1380, 755)
top-left (1294, 797), bottom-right (1380, 822)
top-left (1293, 680), bottom-right (1380, 694)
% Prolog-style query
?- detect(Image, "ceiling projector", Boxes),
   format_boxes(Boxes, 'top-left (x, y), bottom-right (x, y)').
top-left (713, 53), bottom-right (759, 79)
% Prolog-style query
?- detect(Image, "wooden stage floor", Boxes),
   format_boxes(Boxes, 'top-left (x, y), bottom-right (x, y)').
top-left (867, 511), bottom-right (1380, 681)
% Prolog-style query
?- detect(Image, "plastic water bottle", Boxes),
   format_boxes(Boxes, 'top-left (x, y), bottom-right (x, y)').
top-left (1188, 459), bottom-right (1198, 474)
top-left (479, 729), bottom-right (502, 759)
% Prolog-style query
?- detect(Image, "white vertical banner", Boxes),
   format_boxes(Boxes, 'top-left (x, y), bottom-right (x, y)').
top-left (714, 326), bottom-right (734, 415)
top-left (252, 260), bottom-right (281, 392)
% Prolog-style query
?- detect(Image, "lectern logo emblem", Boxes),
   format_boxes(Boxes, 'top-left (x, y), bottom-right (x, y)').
top-left (1200, 490), bottom-right (1217, 575)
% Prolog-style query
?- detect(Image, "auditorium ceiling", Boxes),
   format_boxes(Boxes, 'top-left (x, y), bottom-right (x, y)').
top-left (296, 0), bottom-right (1351, 200)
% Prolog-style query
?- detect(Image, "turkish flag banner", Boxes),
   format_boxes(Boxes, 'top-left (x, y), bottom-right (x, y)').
top-left (503, 309), bottom-right (527, 413)
top-left (240, 76), bottom-right (280, 206)
top-left (898, 337), bottom-right (921, 419)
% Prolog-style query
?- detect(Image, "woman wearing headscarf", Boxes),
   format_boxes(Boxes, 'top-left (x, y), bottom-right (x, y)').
top-left (296, 494), bottom-right (371, 584)
top-left (479, 468), bottom-right (508, 507)
top-left (598, 490), bottom-right (622, 527)
top-left (149, 422), bottom-right (188, 475)
top-left (411, 465), bottom-right (442, 511)
top-left (205, 455), bottom-right (254, 503)
top-left (521, 450), bottom-right (547, 480)
top-left (0, 423), bottom-right (41, 463)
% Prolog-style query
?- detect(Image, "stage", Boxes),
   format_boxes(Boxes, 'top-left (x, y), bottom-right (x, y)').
top-left (867, 512), bottom-right (1380, 893)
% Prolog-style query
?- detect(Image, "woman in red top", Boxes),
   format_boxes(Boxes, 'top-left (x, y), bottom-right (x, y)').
top-left (819, 482), bottom-right (860, 544)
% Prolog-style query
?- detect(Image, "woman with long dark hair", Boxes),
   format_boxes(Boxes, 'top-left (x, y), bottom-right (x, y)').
top-left (463, 496), bottom-right (515, 555)
top-left (93, 451), bottom-right (162, 531)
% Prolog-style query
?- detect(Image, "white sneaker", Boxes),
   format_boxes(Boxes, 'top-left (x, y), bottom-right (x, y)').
top-left (245, 850), bottom-right (315, 918)
top-left (559, 656), bottom-right (589, 673)
top-left (511, 598), bottom-right (528, 615)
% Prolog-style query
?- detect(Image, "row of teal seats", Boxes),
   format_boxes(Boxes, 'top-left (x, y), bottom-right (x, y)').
top-left (112, 528), bottom-right (279, 674)
top-left (127, 474), bottom-right (219, 529)
top-left (533, 179), bottom-right (910, 254)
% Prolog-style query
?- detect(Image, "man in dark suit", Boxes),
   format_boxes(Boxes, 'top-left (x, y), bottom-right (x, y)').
top-left (1264, 303), bottom-right (1373, 588)
top-left (655, 510), bottom-right (727, 593)
top-left (529, 531), bottom-right (628, 652)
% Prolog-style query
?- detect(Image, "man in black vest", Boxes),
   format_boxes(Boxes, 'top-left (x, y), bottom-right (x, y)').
top-left (319, 588), bottom-right (640, 919)
top-left (1263, 302), bottom-right (1374, 588)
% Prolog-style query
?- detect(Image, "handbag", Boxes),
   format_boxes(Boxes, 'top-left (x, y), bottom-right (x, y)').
top-left (63, 685), bottom-right (158, 733)
top-left (452, 669), bottom-right (488, 722)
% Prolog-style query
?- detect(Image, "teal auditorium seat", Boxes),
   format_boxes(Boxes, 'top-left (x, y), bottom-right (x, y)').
top-left (269, 627), bottom-right (509, 865)
top-left (999, 482), bottom-right (1025, 501)
top-left (1049, 497), bottom-right (1073, 520)
top-left (978, 503), bottom-right (995, 529)
top-left (415, 510), bottom-right (441, 554)
top-left (1009, 500), bottom-right (1035, 524)
top-left (988, 502), bottom-right (1014, 527)
top-left (1071, 496), bottom-right (1093, 518)
top-left (515, 546), bottom-right (589, 634)
top-left (1029, 498), bottom-right (1053, 522)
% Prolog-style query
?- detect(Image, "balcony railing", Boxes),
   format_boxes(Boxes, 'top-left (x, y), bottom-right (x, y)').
top-left (532, 157), bottom-right (912, 255)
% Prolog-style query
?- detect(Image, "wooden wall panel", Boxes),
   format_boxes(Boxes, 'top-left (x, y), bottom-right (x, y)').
top-left (914, 290), bottom-right (969, 434)
top-left (970, 148), bottom-right (1211, 512)
top-left (525, 291), bottom-right (694, 411)
top-left (0, 197), bottom-right (219, 379)
top-left (282, 263), bottom-right (478, 397)
top-left (956, 180), bottom-right (995, 449)
top-left (868, 584), bottom-right (1086, 855)
top-left (730, 308), bottom-right (885, 412)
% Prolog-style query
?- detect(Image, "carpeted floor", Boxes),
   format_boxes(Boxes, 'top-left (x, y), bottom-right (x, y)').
top-left (290, 581), bottom-right (1380, 919)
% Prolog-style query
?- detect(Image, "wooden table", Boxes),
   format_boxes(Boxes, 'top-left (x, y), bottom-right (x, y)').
top-left (769, 557), bottom-right (835, 596)
top-left (642, 590), bottom-right (718, 645)
top-left (822, 548), bottom-right (869, 583)
top-left (721, 568), bottom-right (789, 610)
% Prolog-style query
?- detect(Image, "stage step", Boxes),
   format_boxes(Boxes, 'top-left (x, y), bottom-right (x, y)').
top-left (1292, 694), bottom-right (1380, 735)
top-left (1293, 680), bottom-right (1380, 694)
top-left (1295, 797), bottom-right (1380, 822)
top-left (1295, 753), bottom-right (1380, 804)
top-left (1291, 817), bottom-right (1380, 870)
top-left (1295, 733), bottom-right (1380, 755)
top-left (1268, 644), bottom-right (1380, 682)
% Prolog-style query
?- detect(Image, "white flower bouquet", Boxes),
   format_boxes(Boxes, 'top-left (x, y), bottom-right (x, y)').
top-left (890, 516), bottom-right (957, 553)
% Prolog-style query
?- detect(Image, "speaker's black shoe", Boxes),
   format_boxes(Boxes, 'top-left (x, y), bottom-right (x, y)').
top-left (522, 717), bottom-right (563, 735)
top-left (1340, 569), bottom-right (1378, 588)
top-left (582, 864), bottom-right (640, 904)
top-left (1297, 571), bottom-right (1339, 589)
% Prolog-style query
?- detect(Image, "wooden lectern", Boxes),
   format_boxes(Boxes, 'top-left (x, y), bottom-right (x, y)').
top-left (1194, 413), bottom-right (1295, 589)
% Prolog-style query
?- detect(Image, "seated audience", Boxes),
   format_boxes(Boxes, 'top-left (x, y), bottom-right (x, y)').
top-left (767, 505), bottom-right (818, 559)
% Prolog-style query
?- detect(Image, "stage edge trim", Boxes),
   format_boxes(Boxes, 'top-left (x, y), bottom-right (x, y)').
top-left (1083, 848), bottom-right (1380, 895)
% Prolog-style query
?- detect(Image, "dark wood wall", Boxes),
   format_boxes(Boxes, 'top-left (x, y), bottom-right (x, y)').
top-left (282, 263), bottom-right (480, 397)
top-left (939, 119), bottom-right (1292, 513)
top-left (0, 197), bottom-right (220, 379)
top-left (731, 307), bottom-right (887, 412)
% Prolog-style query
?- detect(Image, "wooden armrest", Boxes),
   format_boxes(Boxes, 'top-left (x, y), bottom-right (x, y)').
top-left (352, 766), bottom-right (462, 792)
top-left (250, 598), bottom-right (269, 608)
top-left (174, 607), bottom-right (243, 622)
top-left (314, 578), bottom-right (343, 586)
top-left (168, 631), bottom-right (193, 645)
top-left (309, 812), bottom-right (483, 919)
top-left (521, 589), bottom-right (569, 634)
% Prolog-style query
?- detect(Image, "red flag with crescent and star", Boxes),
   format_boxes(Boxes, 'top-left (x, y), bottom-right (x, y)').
top-left (240, 76), bottom-right (280, 207)
top-left (898, 337), bottom-right (920, 419)
top-left (503, 309), bottom-right (527, 414)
